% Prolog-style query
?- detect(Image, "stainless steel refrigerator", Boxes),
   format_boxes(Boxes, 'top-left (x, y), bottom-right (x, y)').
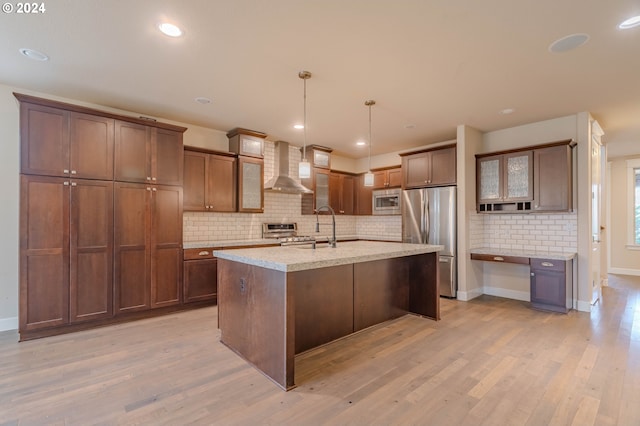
top-left (402, 186), bottom-right (457, 298)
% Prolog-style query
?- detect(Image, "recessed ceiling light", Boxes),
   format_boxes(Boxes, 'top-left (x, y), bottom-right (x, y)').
top-left (158, 22), bottom-right (183, 37)
top-left (356, 141), bottom-right (366, 146)
top-left (499, 108), bottom-right (515, 115)
top-left (548, 33), bottom-right (590, 53)
top-left (293, 124), bottom-right (304, 129)
top-left (19, 48), bottom-right (49, 61)
top-left (195, 97), bottom-right (212, 104)
top-left (619, 15), bottom-right (640, 29)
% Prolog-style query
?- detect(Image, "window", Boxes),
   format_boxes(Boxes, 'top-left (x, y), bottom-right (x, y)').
top-left (627, 159), bottom-right (640, 247)
top-left (635, 168), bottom-right (640, 244)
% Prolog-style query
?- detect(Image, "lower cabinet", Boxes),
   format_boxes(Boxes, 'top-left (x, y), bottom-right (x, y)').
top-left (19, 175), bottom-right (114, 332)
top-left (530, 258), bottom-right (572, 313)
top-left (183, 248), bottom-right (218, 303)
top-left (114, 182), bottom-right (183, 314)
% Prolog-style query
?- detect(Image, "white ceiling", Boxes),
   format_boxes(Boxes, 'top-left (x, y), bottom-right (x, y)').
top-left (1, 0), bottom-right (639, 158)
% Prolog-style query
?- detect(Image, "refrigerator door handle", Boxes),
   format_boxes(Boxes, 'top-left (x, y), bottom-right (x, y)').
top-left (424, 191), bottom-right (430, 243)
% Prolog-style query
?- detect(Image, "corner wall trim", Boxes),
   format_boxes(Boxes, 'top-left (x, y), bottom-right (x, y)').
top-left (0, 317), bottom-right (18, 332)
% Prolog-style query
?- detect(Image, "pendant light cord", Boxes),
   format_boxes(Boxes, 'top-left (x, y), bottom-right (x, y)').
top-left (303, 76), bottom-right (307, 159)
top-left (368, 102), bottom-right (372, 171)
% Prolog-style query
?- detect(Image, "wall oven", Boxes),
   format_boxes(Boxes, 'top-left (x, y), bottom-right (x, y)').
top-left (372, 188), bottom-right (402, 215)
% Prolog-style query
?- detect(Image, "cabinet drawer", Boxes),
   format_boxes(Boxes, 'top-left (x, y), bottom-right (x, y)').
top-left (470, 253), bottom-right (529, 265)
top-left (184, 248), bottom-right (216, 260)
top-left (530, 258), bottom-right (565, 272)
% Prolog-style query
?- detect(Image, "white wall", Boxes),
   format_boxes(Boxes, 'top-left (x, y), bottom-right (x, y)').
top-left (0, 86), bottom-right (20, 331)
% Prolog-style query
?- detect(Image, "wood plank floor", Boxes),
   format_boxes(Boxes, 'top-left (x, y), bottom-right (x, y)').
top-left (1, 274), bottom-right (639, 425)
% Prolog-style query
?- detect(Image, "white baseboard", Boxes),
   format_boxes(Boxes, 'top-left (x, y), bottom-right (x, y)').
top-left (608, 267), bottom-right (640, 277)
top-left (483, 286), bottom-right (530, 302)
top-left (0, 317), bottom-right (18, 332)
top-left (576, 300), bottom-right (592, 313)
top-left (456, 287), bottom-right (483, 301)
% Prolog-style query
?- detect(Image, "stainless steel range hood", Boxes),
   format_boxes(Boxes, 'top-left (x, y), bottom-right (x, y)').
top-left (264, 141), bottom-right (313, 194)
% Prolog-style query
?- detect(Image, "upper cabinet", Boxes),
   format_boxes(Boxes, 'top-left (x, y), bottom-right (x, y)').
top-left (400, 145), bottom-right (456, 189)
top-left (477, 151), bottom-right (533, 205)
top-left (301, 145), bottom-right (333, 169)
top-left (476, 140), bottom-right (574, 213)
top-left (302, 167), bottom-right (331, 215)
top-left (329, 171), bottom-right (355, 215)
top-left (19, 101), bottom-right (114, 180)
top-left (114, 121), bottom-right (184, 186)
top-left (228, 128), bottom-right (266, 213)
top-left (183, 148), bottom-right (237, 212)
top-left (372, 166), bottom-right (402, 189)
top-left (227, 128), bottom-right (265, 158)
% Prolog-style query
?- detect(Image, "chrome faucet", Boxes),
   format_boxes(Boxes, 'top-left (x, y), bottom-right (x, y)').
top-left (315, 204), bottom-right (337, 248)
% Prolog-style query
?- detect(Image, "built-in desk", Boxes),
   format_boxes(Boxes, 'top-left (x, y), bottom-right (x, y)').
top-left (470, 248), bottom-right (576, 313)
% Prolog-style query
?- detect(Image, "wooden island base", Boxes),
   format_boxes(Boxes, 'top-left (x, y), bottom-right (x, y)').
top-left (218, 252), bottom-right (439, 390)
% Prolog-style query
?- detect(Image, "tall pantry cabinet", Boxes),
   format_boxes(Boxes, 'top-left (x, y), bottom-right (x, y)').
top-left (16, 93), bottom-right (186, 340)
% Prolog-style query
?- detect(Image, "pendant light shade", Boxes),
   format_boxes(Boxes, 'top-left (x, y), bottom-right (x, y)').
top-left (363, 100), bottom-right (376, 187)
top-left (298, 71), bottom-right (312, 179)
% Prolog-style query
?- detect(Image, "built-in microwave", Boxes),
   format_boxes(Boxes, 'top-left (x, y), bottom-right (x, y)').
top-left (372, 188), bottom-right (402, 215)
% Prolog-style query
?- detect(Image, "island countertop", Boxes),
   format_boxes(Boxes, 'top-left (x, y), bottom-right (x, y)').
top-left (214, 241), bottom-right (443, 272)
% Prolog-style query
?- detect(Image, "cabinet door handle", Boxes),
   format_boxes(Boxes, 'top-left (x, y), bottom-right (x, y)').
top-left (493, 256), bottom-right (504, 261)
top-left (541, 262), bottom-right (554, 267)
top-left (70, 170), bottom-right (77, 175)
top-left (152, 177), bottom-right (157, 181)
top-left (152, 187), bottom-right (157, 192)
top-left (198, 251), bottom-right (210, 256)
top-left (146, 187), bottom-right (152, 191)
top-left (63, 181), bottom-right (70, 186)
top-left (147, 177), bottom-right (152, 181)
top-left (531, 272), bottom-right (535, 277)
top-left (71, 182), bottom-right (77, 187)
top-left (63, 169), bottom-right (69, 174)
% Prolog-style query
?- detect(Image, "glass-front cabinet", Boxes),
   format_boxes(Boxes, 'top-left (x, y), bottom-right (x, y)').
top-left (238, 156), bottom-right (264, 212)
top-left (477, 151), bottom-right (533, 211)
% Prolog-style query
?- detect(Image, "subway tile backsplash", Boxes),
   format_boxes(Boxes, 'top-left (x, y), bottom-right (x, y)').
top-left (468, 212), bottom-right (578, 253)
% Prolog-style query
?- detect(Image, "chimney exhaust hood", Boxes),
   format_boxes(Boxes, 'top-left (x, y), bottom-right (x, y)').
top-left (264, 141), bottom-right (313, 194)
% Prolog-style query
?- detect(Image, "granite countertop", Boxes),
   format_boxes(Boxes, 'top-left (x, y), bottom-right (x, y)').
top-left (183, 235), bottom-right (401, 249)
top-left (214, 241), bottom-right (443, 272)
top-left (470, 247), bottom-right (576, 261)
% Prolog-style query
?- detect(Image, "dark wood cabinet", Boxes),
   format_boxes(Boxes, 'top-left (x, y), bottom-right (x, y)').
top-left (329, 172), bottom-right (355, 215)
top-left (19, 175), bottom-right (113, 332)
top-left (476, 140), bottom-right (573, 213)
top-left (237, 156), bottom-right (264, 213)
top-left (17, 93), bottom-right (190, 341)
top-left (355, 174), bottom-right (373, 215)
top-left (302, 167), bottom-right (331, 215)
top-left (227, 128), bottom-right (265, 158)
top-left (300, 145), bottom-right (333, 169)
top-left (184, 248), bottom-right (218, 303)
top-left (20, 101), bottom-right (114, 180)
top-left (530, 258), bottom-right (572, 313)
top-left (115, 121), bottom-right (183, 186)
top-left (114, 183), bottom-right (183, 314)
top-left (372, 167), bottom-right (402, 189)
top-left (533, 144), bottom-right (572, 212)
top-left (184, 148), bottom-right (237, 212)
top-left (401, 145), bottom-right (456, 189)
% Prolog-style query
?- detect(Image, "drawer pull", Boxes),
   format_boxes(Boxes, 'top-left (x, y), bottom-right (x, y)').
top-left (541, 261), bottom-right (554, 267)
top-left (198, 251), bottom-right (210, 256)
top-left (493, 256), bottom-right (504, 261)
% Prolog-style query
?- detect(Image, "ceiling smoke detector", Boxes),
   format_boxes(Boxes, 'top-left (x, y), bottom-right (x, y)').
top-left (19, 48), bottom-right (49, 61)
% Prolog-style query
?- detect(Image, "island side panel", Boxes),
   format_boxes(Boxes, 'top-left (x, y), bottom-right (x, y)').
top-left (408, 253), bottom-right (440, 320)
top-left (217, 259), bottom-right (295, 390)
top-left (353, 258), bottom-right (410, 332)
top-left (289, 264), bottom-right (354, 354)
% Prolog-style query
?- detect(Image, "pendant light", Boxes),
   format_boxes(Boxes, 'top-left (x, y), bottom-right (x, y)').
top-left (363, 100), bottom-right (376, 187)
top-left (298, 71), bottom-right (312, 179)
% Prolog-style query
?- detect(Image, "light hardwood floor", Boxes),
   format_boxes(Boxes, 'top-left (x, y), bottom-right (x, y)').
top-left (1, 275), bottom-right (639, 425)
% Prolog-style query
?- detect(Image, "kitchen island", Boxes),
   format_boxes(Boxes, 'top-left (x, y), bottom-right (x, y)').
top-left (214, 241), bottom-right (443, 390)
